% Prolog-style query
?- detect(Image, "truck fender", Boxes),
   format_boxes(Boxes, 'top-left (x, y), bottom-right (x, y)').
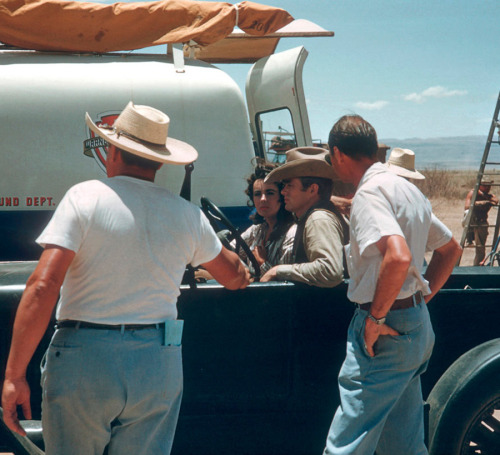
top-left (427, 338), bottom-right (500, 455)
top-left (0, 407), bottom-right (44, 454)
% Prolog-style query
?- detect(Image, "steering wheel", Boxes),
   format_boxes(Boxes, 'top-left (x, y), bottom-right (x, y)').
top-left (200, 197), bottom-right (261, 280)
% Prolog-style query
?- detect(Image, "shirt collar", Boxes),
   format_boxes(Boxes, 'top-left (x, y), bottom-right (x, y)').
top-left (357, 162), bottom-right (389, 189)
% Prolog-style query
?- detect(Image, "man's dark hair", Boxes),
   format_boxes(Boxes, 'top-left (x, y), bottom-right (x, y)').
top-left (119, 148), bottom-right (162, 171)
top-left (328, 115), bottom-right (378, 160)
top-left (300, 177), bottom-right (333, 202)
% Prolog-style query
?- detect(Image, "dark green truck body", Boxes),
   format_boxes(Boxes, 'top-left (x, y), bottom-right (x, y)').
top-left (1, 262), bottom-right (499, 454)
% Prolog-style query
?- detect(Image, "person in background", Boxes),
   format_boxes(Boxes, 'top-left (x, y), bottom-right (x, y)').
top-left (464, 181), bottom-right (498, 265)
top-left (384, 147), bottom-right (425, 181)
top-left (260, 147), bottom-right (348, 288)
top-left (1, 102), bottom-right (250, 455)
top-left (236, 164), bottom-right (296, 277)
top-left (384, 147), bottom-right (449, 268)
top-left (324, 114), bottom-right (462, 454)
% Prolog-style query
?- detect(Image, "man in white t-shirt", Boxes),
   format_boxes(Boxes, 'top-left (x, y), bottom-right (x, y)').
top-left (2, 102), bottom-right (250, 455)
top-left (323, 115), bottom-right (462, 454)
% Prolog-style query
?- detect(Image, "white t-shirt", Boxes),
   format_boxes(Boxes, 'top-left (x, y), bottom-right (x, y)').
top-left (37, 176), bottom-right (221, 323)
top-left (346, 163), bottom-right (452, 304)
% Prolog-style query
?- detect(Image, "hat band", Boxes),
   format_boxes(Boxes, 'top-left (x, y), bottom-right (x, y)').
top-left (116, 128), bottom-right (164, 147)
top-left (389, 161), bottom-right (416, 171)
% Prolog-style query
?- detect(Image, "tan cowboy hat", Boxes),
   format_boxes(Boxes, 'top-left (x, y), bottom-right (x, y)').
top-left (384, 148), bottom-right (425, 180)
top-left (85, 101), bottom-right (198, 165)
top-left (264, 147), bottom-right (337, 183)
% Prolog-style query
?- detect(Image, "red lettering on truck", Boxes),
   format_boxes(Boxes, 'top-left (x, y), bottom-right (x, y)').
top-left (26, 197), bottom-right (55, 207)
top-left (0, 197), bottom-right (20, 206)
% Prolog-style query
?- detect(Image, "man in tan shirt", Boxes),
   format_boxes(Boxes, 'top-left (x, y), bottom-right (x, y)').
top-left (260, 147), bottom-right (347, 288)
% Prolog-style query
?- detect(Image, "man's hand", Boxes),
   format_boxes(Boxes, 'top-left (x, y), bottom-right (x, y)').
top-left (330, 195), bottom-right (352, 216)
top-left (1, 377), bottom-right (31, 436)
top-left (252, 245), bottom-right (266, 266)
top-left (364, 317), bottom-right (400, 357)
top-left (260, 266), bottom-right (278, 282)
top-left (241, 267), bottom-right (252, 288)
top-left (202, 247), bottom-right (252, 289)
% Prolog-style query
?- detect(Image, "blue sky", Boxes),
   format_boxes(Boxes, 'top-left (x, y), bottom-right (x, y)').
top-left (96, 0), bottom-right (498, 142)
top-left (219, 0), bottom-right (499, 142)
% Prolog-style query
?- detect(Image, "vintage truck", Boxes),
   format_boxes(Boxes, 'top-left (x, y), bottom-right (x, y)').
top-left (1, 2), bottom-right (500, 454)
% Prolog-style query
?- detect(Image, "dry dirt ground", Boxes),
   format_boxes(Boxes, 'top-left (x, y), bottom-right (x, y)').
top-left (430, 197), bottom-right (476, 266)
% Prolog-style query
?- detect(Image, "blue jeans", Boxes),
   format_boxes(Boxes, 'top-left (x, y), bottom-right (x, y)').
top-left (41, 327), bottom-right (183, 455)
top-left (324, 299), bottom-right (435, 455)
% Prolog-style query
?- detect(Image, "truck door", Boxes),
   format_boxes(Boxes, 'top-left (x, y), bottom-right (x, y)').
top-left (246, 46), bottom-right (312, 163)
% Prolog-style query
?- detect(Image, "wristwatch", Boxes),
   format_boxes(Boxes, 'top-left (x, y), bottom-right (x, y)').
top-left (367, 313), bottom-right (386, 325)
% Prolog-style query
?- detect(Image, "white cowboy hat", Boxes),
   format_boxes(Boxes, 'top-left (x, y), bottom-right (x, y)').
top-left (85, 101), bottom-right (198, 165)
top-left (264, 147), bottom-right (337, 183)
top-left (384, 148), bottom-right (425, 180)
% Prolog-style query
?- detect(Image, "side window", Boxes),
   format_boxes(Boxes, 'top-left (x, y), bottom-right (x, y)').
top-left (256, 109), bottom-right (296, 163)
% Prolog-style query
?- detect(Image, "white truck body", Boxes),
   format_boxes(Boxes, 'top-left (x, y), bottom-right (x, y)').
top-left (0, 45), bottom-right (312, 259)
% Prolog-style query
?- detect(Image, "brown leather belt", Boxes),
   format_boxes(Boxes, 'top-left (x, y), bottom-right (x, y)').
top-left (358, 291), bottom-right (423, 312)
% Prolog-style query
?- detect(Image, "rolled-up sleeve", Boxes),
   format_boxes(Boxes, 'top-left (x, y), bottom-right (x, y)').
top-left (426, 213), bottom-right (452, 251)
top-left (276, 211), bottom-right (344, 288)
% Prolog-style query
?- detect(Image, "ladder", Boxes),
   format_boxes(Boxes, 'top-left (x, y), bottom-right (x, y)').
top-left (459, 92), bottom-right (500, 265)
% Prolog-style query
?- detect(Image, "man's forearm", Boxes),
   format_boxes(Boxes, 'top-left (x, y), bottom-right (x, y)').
top-left (370, 235), bottom-right (411, 318)
top-left (5, 245), bottom-right (74, 380)
top-left (5, 277), bottom-right (61, 380)
top-left (275, 259), bottom-right (343, 288)
top-left (202, 247), bottom-right (250, 290)
top-left (370, 257), bottom-right (410, 318)
top-left (424, 238), bottom-right (462, 303)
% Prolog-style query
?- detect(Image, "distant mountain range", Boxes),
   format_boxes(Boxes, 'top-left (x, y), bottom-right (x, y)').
top-left (379, 135), bottom-right (495, 170)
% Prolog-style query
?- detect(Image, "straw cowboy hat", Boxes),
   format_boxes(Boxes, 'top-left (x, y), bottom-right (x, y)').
top-left (264, 147), bottom-right (337, 183)
top-left (85, 101), bottom-right (198, 165)
top-left (384, 148), bottom-right (425, 180)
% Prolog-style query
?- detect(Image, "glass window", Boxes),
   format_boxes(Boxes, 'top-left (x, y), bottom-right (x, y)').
top-left (256, 109), bottom-right (296, 164)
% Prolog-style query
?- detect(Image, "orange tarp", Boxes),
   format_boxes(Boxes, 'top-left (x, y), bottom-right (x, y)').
top-left (0, 0), bottom-right (294, 53)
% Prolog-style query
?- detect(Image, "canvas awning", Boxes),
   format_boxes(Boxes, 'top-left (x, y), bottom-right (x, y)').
top-left (188, 19), bottom-right (334, 63)
top-left (0, 0), bottom-right (294, 53)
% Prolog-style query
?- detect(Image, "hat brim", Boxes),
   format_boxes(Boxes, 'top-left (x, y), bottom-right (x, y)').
top-left (264, 158), bottom-right (338, 183)
top-left (85, 113), bottom-right (198, 165)
top-left (385, 163), bottom-right (425, 180)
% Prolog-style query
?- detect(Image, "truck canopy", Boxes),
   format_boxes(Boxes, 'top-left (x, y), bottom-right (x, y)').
top-left (0, 0), bottom-right (294, 52)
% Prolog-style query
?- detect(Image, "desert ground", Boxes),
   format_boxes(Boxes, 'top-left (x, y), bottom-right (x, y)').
top-left (429, 197), bottom-right (475, 266)
top-left (430, 195), bottom-right (500, 266)
top-left (416, 166), bottom-right (500, 267)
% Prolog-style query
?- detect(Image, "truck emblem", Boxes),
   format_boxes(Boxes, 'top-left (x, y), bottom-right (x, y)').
top-left (83, 111), bottom-right (120, 172)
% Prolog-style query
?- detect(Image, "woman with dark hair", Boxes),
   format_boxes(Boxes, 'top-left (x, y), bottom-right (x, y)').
top-left (236, 164), bottom-right (296, 277)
